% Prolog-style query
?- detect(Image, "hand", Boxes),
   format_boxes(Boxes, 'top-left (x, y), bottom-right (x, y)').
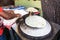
top-left (0, 10), bottom-right (21, 20)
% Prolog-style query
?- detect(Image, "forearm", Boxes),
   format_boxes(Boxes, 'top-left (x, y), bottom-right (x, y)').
top-left (0, 12), bottom-right (10, 19)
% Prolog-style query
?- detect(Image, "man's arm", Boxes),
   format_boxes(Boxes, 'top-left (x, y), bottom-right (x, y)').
top-left (0, 7), bottom-right (21, 20)
top-left (0, 10), bottom-right (21, 20)
top-left (0, 12), bottom-right (10, 19)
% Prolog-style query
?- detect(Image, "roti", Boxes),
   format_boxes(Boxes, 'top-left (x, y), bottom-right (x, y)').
top-left (25, 15), bottom-right (46, 28)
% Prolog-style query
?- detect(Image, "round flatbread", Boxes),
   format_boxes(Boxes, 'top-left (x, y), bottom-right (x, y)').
top-left (25, 15), bottom-right (46, 28)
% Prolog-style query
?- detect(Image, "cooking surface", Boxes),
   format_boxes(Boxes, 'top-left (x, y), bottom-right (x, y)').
top-left (12, 22), bottom-right (60, 40)
top-left (20, 21), bottom-right (51, 37)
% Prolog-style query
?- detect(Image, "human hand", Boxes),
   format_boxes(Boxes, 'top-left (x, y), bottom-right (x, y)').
top-left (0, 10), bottom-right (21, 20)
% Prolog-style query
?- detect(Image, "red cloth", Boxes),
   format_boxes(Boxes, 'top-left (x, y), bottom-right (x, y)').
top-left (0, 25), bottom-right (11, 36)
top-left (0, 27), bottom-right (4, 36)
top-left (0, 7), bottom-right (3, 12)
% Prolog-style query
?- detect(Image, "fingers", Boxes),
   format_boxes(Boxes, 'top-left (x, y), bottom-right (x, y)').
top-left (3, 10), bottom-right (14, 14)
top-left (0, 12), bottom-right (10, 19)
top-left (3, 10), bottom-right (21, 19)
top-left (5, 10), bottom-right (21, 17)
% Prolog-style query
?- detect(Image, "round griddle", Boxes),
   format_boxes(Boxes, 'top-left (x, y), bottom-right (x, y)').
top-left (17, 15), bottom-right (53, 40)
